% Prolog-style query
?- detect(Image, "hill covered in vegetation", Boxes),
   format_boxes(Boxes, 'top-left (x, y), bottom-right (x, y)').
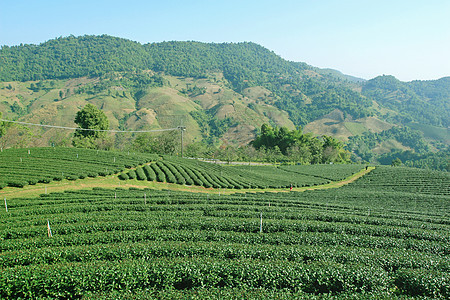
top-left (0, 35), bottom-right (448, 168)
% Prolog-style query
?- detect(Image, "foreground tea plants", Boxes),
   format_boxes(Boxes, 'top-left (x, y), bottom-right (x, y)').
top-left (0, 147), bottom-right (158, 189)
top-left (1, 166), bottom-right (448, 299)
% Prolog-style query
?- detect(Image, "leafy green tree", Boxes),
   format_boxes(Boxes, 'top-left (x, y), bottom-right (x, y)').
top-left (72, 104), bottom-right (109, 148)
top-left (236, 145), bottom-right (265, 162)
top-left (287, 144), bottom-right (312, 164)
top-left (132, 133), bottom-right (156, 153)
top-left (391, 158), bottom-right (402, 167)
top-left (322, 135), bottom-right (349, 163)
top-left (215, 145), bottom-right (240, 163)
top-left (309, 138), bottom-right (323, 164)
top-left (251, 124), bottom-right (351, 164)
top-left (131, 131), bottom-right (179, 155)
top-left (266, 146), bottom-right (284, 163)
top-left (184, 142), bottom-right (214, 158)
top-left (30, 83), bottom-right (38, 92)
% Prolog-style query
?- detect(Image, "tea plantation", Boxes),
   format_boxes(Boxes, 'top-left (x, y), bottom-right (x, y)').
top-left (0, 148), bottom-right (449, 299)
top-left (119, 156), bottom-right (364, 189)
top-left (0, 147), bottom-right (158, 189)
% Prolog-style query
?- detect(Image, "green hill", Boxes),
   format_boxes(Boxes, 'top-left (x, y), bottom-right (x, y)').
top-left (362, 75), bottom-right (449, 127)
top-left (0, 35), bottom-right (448, 167)
top-left (0, 35), bottom-right (374, 126)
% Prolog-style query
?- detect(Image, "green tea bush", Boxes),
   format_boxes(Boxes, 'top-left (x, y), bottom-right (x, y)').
top-left (135, 167), bottom-right (147, 181)
top-left (118, 173), bottom-right (129, 180)
top-left (151, 163), bottom-right (166, 182)
top-left (0, 147), bottom-right (158, 188)
top-left (128, 170), bottom-right (136, 180)
top-left (143, 165), bottom-right (156, 181)
top-left (157, 162), bottom-right (176, 184)
top-left (394, 268), bottom-right (449, 298)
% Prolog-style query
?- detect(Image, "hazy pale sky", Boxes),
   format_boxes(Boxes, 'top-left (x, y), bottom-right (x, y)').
top-left (1, 0), bottom-right (449, 81)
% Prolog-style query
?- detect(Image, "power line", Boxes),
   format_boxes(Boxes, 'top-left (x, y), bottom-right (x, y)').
top-left (0, 118), bottom-right (179, 133)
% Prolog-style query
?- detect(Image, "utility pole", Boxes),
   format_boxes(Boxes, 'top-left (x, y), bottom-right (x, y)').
top-left (177, 126), bottom-right (186, 157)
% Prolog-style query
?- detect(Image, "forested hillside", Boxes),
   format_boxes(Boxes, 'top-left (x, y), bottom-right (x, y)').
top-left (0, 35), bottom-right (375, 126)
top-left (0, 35), bottom-right (448, 169)
top-left (362, 75), bottom-right (449, 127)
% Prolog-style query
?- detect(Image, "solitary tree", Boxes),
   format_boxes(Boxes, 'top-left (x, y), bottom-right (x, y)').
top-left (72, 104), bottom-right (109, 148)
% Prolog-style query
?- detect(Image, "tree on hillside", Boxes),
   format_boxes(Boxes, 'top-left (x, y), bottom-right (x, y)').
top-left (72, 104), bottom-right (109, 149)
top-left (391, 158), bottom-right (402, 167)
top-left (131, 131), bottom-right (179, 155)
top-left (286, 144), bottom-right (312, 164)
top-left (322, 135), bottom-right (342, 163)
top-left (251, 124), bottom-right (350, 164)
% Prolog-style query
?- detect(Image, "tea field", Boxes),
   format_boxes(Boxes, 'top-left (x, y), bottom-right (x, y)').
top-left (0, 148), bottom-right (449, 299)
top-left (119, 156), bottom-right (364, 189)
top-left (0, 147), bottom-right (158, 189)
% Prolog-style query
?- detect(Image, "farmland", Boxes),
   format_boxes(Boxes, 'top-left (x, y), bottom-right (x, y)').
top-left (119, 156), bottom-right (364, 189)
top-left (0, 148), bottom-right (449, 299)
top-left (0, 147), bottom-right (157, 189)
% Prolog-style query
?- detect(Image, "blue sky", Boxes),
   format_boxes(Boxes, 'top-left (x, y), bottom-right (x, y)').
top-left (1, 0), bottom-right (449, 81)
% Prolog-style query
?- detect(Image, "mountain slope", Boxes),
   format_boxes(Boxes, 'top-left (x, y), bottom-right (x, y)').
top-left (0, 35), bottom-right (448, 165)
top-left (0, 35), bottom-right (374, 126)
top-left (362, 75), bottom-right (449, 127)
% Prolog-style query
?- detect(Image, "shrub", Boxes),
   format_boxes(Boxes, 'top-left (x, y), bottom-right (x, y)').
top-left (395, 268), bottom-right (449, 298)
top-left (128, 170), bottom-right (137, 179)
top-left (8, 180), bottom-right (28, 188)
top-left (165, 162), bottom-right (186, 185)
top-left (182, 166), bottom-right (201, 186)
top-left (118, 173), bottom-right (129, 180)
top-left (38, 178), bottom-right (52, 184)
top-left (143, 165), bottom-right (156, 181)
top-left (28, 179), bottom-right (38, 185)
top-left (53, 176), bottom-right (63, 181)
top-left (151, 163), bottom-right (166, 182)
top-left (157, 162), bottom-right (176, 184)
top-left (135, 167), bottom-right (147, 181)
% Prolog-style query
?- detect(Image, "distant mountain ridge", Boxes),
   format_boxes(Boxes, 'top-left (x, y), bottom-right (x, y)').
top-left (316, 68), bottom-right (366, 83)
top-left (0, 35), bottom-right (448, 167)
